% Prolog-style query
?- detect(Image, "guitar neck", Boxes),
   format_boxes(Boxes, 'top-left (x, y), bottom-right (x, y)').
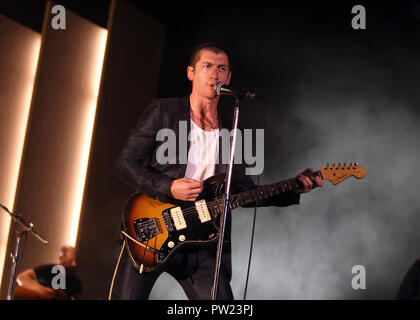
top-left (228, 171), bottom-right (322, 210)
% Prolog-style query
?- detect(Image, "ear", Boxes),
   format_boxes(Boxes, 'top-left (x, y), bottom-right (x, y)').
top-left (187, 66), bottom-right (195, 81)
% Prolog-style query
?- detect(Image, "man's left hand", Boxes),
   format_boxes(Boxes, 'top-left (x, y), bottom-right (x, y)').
top-left (294, 168), bottom-right (324, 193)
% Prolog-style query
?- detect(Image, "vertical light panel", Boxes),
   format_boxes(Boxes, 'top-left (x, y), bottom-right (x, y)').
top-left (68, 29), bottom-right (108, 247)
top-left (0, 4), bottom-right (110, 291)
top-left (75, 0), bottom-right (166, 298)
top-left (0, 15), bottom-right (41, 290)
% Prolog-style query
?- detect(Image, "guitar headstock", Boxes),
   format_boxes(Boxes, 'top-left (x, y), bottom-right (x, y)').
top-left (319, 162), bottom-right (366, 185)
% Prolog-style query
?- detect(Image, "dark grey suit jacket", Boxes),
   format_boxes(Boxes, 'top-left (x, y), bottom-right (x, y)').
top-left (115, 96), bottom-right (300, 277)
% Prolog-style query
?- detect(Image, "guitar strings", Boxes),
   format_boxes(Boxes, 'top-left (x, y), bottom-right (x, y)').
top-left (136, 185), bottom-right (283, 229)
top-left (137, 178), bottom-right (305, 229)
top-left (131, 172), bottom-right (321, 245)
top-left (137, 171), bottom-right (321, 229)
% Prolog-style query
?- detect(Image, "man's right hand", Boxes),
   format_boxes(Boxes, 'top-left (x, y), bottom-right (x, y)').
top-left (170, 178), bottom-right (203, 201)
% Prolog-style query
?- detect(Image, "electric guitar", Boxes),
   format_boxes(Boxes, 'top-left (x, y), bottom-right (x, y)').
top-left (122, 163), bottom-right (366, 272)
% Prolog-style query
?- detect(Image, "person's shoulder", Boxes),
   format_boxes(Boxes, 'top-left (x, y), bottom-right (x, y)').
top-left (34, 264), bottom-right (55, 270)
top-left (153, 97), bottom-right (187, 110)
top-left (154, 96), bottom-right (185, 104)
top-left (67, 271), bottom-right (82, 284)
top-left (33, 264), bottom-right (55, 275)
top-left (144, 97), bottom-right (188, 120)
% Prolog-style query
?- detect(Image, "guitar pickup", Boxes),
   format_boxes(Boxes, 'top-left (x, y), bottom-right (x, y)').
top-left (170, 206), bottom-right (187, 230)
top-left (195, 199), bottom-right (211, 223)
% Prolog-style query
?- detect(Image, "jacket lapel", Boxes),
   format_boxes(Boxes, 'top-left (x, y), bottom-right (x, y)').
top-left (174, 96), bottom-right (191, 178)
top-left (215, 116), bottom-right (230, 175)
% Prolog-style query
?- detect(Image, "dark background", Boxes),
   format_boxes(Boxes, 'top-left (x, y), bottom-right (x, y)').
top-left (1, 0), bottom-right (420, 299)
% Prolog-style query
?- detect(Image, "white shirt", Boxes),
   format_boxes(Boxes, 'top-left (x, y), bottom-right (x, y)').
top-left (185, 119), bottom-right (219, 181)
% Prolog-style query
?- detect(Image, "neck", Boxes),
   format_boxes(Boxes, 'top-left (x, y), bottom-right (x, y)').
top-left (189, 93), bottom-right (219, 118)
top-left (189, 93), bottom-right (219, 130)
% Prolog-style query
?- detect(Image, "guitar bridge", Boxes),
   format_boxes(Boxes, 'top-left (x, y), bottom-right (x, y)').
top-left (133, 218), bottom-right (161, 242)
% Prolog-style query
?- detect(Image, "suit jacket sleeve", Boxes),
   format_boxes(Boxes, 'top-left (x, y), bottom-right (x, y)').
top-left (115, 99), bottom-right (174, 203)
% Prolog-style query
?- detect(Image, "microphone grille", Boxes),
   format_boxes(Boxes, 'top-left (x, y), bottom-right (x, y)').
top-left (214, 82), bottom-right (224, 96)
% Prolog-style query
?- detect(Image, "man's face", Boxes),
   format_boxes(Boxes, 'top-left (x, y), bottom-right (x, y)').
top-left (59, 247), bottom-right (77, 271)
top-left (187, 49), bottom-right (231, 100)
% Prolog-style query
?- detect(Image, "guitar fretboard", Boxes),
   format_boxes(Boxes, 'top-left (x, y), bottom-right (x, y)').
top-left (209, 171), bottom-right (321, 213)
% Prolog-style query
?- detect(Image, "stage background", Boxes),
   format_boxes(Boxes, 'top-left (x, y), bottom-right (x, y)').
top-left (1, 0), bottom-right (419, 299)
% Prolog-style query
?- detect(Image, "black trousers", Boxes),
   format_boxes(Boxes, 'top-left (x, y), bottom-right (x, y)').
top-left (396, 259), bottom-right (420, 300)
top-left (111, 247), bottom-right (234, 300)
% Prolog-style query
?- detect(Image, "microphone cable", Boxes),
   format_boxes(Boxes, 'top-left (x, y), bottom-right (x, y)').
top-left (243, 96), bottom-right (269, 300)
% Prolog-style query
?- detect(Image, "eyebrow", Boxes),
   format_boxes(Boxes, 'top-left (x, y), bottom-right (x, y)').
top-left (201, 61), bottom-right (229, 68)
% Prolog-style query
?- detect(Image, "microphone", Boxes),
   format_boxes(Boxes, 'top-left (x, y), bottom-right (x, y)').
top-left (213, 82), bottom-right (258, 99)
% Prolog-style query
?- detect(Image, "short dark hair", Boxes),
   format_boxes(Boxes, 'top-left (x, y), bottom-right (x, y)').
top-left (190, 43), bottom-right (230, 69)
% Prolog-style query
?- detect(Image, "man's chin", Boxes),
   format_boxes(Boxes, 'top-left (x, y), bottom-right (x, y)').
top-left (194, 90), bottom-right (219, 101)
top-left (206, 92), bottom-right (219, 100)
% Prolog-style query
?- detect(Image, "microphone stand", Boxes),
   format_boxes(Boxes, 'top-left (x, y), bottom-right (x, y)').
top-left (211, 94), bottom-right (241, 300)
top-left (0, 203), bottom-right (48, 300)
